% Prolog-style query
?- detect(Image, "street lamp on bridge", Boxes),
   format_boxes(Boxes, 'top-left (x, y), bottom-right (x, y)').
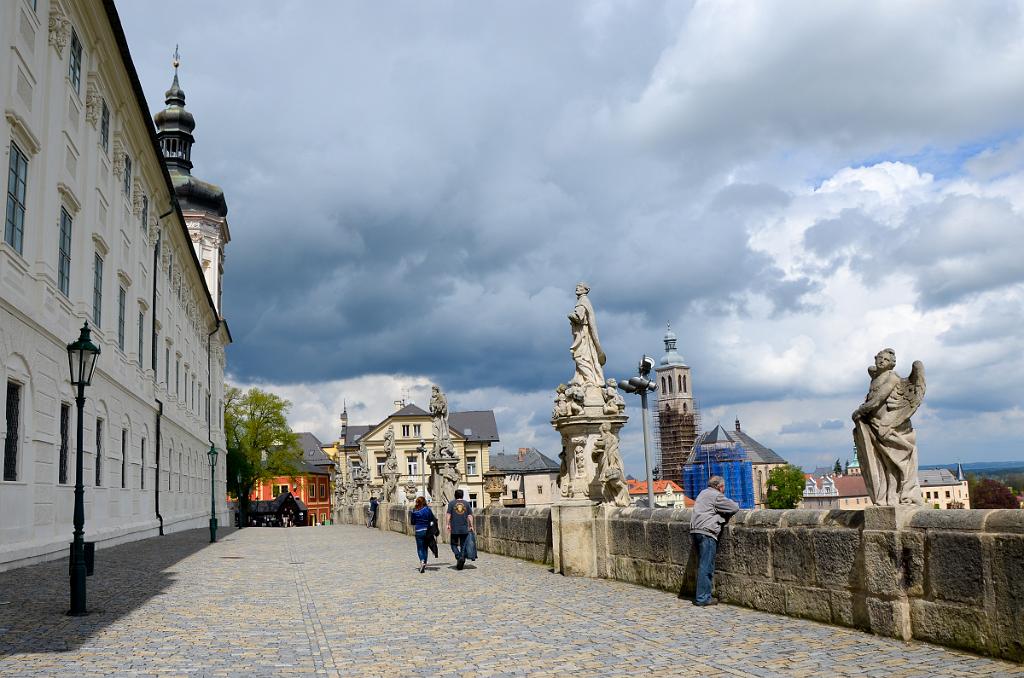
top-left (67, 322), bottom-right (100, 616)
top-left (207, 443), bottom-right (218, 543)
top-left (618, 355), bottom-right (658, 509)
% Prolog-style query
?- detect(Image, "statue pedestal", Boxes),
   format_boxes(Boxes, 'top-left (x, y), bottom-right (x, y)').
top-left (552, 500), bottom-right (600, 577)
top-left (552, 405), bottom-right (627, 502)
top-left (864, 505), bottom-right (920, 530)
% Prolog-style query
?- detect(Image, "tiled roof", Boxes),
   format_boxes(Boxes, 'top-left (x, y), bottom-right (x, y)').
top-left (627, 479), bottom-right (685, 495)
top-left (392, 403), bottom-right (429, 418)
top-left (687, 424), bottom-right (788, 465)
top-left (490, 448), bottom-right (559, 473)
top-left (919, 468), bottom-right (962, 486)
top-left (449, 411), bottom-right (500, 442)
top-left (296, 432), bottom-right (333, 466)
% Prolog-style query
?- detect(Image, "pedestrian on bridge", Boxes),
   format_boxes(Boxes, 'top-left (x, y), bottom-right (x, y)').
top-left (410, 496), bottom-right (437, 573)
top-left (367, 496), bottom-right (379, 528)
top-left (446, 489), bottom-right (475, 570)
top-left (689, 475), bottom-right (739, 606)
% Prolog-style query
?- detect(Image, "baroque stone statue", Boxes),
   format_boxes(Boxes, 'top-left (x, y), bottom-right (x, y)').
top-left (430, 385), bottom-right (456, 457)
top-left (852, 349), bottom-right (926, 507)
top-left (593, 423), bottom-right (630, 506)
top-left (381, 425), bottom-right (401, 503)
top-left (568, 282), bottom-right (606, 387)
top-left (602, 378), bottom-right (626, 415)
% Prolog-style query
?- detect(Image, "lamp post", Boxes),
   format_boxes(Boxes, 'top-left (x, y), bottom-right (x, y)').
top-left (67, 322), bottom-right (100, 616)
top-left (207, 444), bottom-right (218, 543)
top-left (618, 356), bottom-right (658, 509)
top-left (416, 438), bottom-right (427, 500)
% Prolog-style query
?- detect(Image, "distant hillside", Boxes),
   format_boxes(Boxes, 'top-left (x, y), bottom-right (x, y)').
top-left (922, 461), bottom-right (1024, 474)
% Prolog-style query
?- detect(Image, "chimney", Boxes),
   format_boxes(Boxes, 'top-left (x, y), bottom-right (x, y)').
top-left (518, 447), bottom-right (529, 462)
top-left (393, 399), bottom-right (405, 412)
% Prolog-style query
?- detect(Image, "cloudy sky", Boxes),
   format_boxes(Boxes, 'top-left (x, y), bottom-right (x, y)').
top-left (118, 1), bottom-right (1024, 476)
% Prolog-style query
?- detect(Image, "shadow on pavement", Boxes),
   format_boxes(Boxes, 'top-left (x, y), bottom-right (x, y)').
top-left (0, 526), bottom-right (236, 656)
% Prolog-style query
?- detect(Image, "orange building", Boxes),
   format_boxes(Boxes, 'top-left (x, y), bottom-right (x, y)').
top-left (250, 433), bottom-right (334, 525)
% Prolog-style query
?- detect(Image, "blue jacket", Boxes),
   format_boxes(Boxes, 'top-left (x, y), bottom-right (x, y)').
top-left (410, 507), bottom-right (435, 533)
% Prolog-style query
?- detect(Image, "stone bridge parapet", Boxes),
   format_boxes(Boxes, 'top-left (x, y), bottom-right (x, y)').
top-left (334, 502), bottom-right (1023, 663)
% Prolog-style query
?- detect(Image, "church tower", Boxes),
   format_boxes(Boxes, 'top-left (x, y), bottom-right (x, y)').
top-left (653, 324), bottom-right (699, 484)
top-left (154, 49), bottom-right (230, 314)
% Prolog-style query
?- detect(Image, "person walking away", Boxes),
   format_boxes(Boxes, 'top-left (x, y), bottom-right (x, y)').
top-left (446, 489), bottom-right (475, 570)
top-left (368, 496), bottom-right (379, 528)
top-left (689, 475), bottom-right (739, 606)
top-left (410, 497), bottom-right (436, 573)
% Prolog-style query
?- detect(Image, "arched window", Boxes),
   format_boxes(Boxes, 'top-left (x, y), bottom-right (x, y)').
top-left (661, 377), bottom-right (666, 393)
top-left (683, 375), bottom-right (687, 392)
top-left (678, 375), bottom-right (683, 392)
top-left (683, 403), bottom-right (688, 413)
top-left (668, 377), bottom-right (673, 394)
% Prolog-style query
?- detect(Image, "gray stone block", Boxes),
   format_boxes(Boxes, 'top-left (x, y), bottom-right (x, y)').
top-left (985, 510), bottom-right (1024, 534)
top-left (911, 599), bottom-right (990, 656)
top-left (666, 519), bottom-right (692, 566)
top-left (731, 528), bottom-right (771, 577)
top-left (712, 571), bottom-right (748, 606)
top-left (822, 510), bottom-right (864, 529)
top-left (812, 529), bottom-right (861, 589)
top-left (771, 528), bottom-right (815, 583)
top-left (714, 527), bottom-right (738, 573)
top-left (606, 518), bottom-right (631, 556)
top-left (908, 508), bottom-right (989, 531)
top-left (864, 505), bottom-right (919, 530)
top-left (985, 534), bottom-right (1024, 662)
top-left (828, 590), bottom-right (870, 629)
top-left (645, 519), bottom-right (670, 564)
top-left (785, 585), bottom-right (831, 623)
top-left (746, 510), bottom-right (785, 527)
top-left (867, 597), bottom-right (911, 640)
top-left (927, 531), bottom-right (983, 603)
top-left (780, 510), bottom-right (826, 527)
top-left (748, 582), bottom-right (785, 614)
top-left (863, 531), bottom-right (922, 597)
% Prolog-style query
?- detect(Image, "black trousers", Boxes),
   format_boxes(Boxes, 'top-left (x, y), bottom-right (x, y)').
top-left (450, 532), bottom-right (468, 559)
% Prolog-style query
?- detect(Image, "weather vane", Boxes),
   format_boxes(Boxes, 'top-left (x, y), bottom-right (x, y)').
top-left (172, 44), bottom-right (180, 72)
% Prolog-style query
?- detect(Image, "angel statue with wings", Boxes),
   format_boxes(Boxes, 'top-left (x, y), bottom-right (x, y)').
top-left (852, 349), bottom-right (926, 506)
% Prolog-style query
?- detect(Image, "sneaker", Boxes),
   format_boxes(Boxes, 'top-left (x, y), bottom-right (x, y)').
top-left (456, 558), bottom-right (465, 570)
top-left (419, 563), bottom-right (426, 573)
top-left (693, 597), bottom-right (718, 606)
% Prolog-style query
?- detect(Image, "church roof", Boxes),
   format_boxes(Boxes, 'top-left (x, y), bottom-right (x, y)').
top-left (688, 421), bottom-right (788, 465)
top-left (658, 323), bottom-right (688, 368)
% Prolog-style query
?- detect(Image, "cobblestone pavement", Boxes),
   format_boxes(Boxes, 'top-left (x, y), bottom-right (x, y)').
top-left (0, 525), bottom-right (1020, 677)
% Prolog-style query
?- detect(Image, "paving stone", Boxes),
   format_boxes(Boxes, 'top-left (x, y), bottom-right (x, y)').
top-left (0, 525), bottom-right (1019, 676)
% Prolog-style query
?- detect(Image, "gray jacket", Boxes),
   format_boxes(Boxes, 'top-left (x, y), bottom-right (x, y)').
top-left (689, 487), bottom-right (740, 540)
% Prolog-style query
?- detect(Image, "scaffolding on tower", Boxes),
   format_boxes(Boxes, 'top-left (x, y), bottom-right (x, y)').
top-left (653, 400), bottom-right (700, 486)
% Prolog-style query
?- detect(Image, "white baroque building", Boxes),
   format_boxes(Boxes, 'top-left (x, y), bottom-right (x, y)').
top-left (0, 0), bottom-right (231, 571)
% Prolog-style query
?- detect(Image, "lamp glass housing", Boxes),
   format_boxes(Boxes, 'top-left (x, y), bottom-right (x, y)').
top-left (67, 322), bottom-right (100, 387)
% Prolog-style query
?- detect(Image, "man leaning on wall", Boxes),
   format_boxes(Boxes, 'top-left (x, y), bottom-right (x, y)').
top-left (689, 475), bottom-right (740, 606)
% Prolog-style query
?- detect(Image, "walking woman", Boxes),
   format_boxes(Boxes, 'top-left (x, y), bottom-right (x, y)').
top-left (410, 497), bottom-right (436, 573)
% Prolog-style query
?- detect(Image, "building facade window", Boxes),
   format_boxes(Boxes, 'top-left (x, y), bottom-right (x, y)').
top-left (376, 457), bottom-right (385, 478)
top-left (5, 141), bottom-right (28, 253)
top-left (123, 155), bottom-right (132, 196)
top-left (178, 452), bottom-right (182, 490)
top-left (95, 418), bottom-right (103, 486)
top-left (402, 424), bottom-right (410, 437)
top-left (120, 428), bottom-right (127, 488)
top-left (683, 375), bottom-right (687, 392)
top-left (140, 195), bottom-right (148, 232)
top-left (407, 455), bottom-right (417, 476)
top-left (175, 357), bottom-right (180, 396)
top-left (164, 347), bottom-right (170, 386)
top-left (413, 424), bottom-right (421, 437)
top-left (117, 286), bottom-right (126, 351)
top-left (140, 438), bottom-right (145, 489)
top-left (4, 381), bottom-right (21, 481)
top-left (272, 483), bottom-right (288, 497)
top-left (92, 253), bottom-right (104, 326)
top-left (320, 483), bottom-right (326, 498)
top-left (678, 375), bottom-right (683, 392)
top-left (137, 311), bottom-right (145, 368)
top-left (100, 101), bottom-right (110, 153)
top-left (68, 29), bottom-right (82, 94)
top-left (466, 456), bottom-right (477, 476)
top-left (59, 403), bottom-right (70, 484)
top-left (469, 493), bottom-right (478, 509)
top-left (58, 208), bottom-right (72, 296)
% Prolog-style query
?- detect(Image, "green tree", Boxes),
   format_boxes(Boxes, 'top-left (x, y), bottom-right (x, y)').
top-left (224, 385), bottom-right (303, 526)
top-left (833, 458), bottom-right (843, 476)
top-left (765, 464), bottom-right (808, 509)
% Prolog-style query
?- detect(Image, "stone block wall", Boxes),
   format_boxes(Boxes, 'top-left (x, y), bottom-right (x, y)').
top-left (475, 507), bottom-right (553, 565)
top-left (596, 505), bottom-right (1023, 663)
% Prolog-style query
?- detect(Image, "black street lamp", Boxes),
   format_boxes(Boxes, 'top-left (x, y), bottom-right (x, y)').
top-left (618, 356), bottom-right (658, 509)
top-left (207, 444), bottom-right (218, 543)
top-left (67, 322), bottom-right (100, 616)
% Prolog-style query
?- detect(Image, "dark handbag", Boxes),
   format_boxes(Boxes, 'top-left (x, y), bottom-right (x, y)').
top-left (464, 531), bottom-right (478, 561)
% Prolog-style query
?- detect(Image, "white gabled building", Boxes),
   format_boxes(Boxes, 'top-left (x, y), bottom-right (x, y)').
top-left (0, 0), bottom-right (231, 571)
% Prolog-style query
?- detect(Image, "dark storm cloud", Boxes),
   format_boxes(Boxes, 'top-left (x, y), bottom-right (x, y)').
top-left (117, 1), bottom-right (1024, 453)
